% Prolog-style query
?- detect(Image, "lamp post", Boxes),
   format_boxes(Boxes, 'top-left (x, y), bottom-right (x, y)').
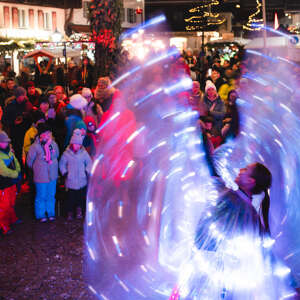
top-left (262, 0), bottom-right (267, 52)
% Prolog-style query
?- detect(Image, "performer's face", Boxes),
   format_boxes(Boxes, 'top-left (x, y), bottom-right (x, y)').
top-left (235, 163), bottom-right (256, 191)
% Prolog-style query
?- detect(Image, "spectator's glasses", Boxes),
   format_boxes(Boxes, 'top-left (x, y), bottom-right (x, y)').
top-left (88, 122), bottom-right (94, 127)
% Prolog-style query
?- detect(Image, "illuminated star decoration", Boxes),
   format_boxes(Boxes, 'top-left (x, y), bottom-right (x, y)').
top-left (185, 0), bottom-right (226, 31)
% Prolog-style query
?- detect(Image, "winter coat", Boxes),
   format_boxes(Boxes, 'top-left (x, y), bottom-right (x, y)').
top-left (0, 149), bottom-right (21, 189)
top-left (27, 139), bottom-right (59, 183)
top-left (2, 99), bottom-right (33, 142)
top-left (23, 125), bottom-right (38, 156)
top-left (84, 101), bottom-right (101, 125)
top-left (203, 95), bottom-right (226, 130)
top-left (64, 105), bottom-right (87, 147)
top-left (59, 146), bottom-right (92, 190)
top-left (80, 65), bottom-right (94, 88)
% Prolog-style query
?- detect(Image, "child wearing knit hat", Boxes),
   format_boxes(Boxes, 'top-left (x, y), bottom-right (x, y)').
top-left (84, 116), bottom-right (97, 157)
top-left (27, 123), bottom-right (59, 222)
top-left (59, 129), bottom-right (92, 220)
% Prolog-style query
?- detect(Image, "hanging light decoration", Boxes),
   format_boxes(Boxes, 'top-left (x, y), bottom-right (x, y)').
top-left (185, 0), bottom-right (226, 31)
top-left (243, 0), bottom-right (264, 31)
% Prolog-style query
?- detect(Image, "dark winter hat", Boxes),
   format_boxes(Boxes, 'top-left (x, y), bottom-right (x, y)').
top-left (0, 131), bottom-right (11, 143)
top-left (31, 110), bottom-right (45, 124)
top-left (37, 123), bottom-right (51, 136)
top-left (14, 86), bottom-right (26, 98)
top-left (39, 95), bottom-right (49, 105)
top-left (26, 81), bottom-right (35, 88)
top-left (212, 65), bottom-right (221, 73)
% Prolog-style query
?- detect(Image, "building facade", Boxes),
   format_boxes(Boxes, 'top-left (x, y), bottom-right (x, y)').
top-left (0, 0), bottom-right (145, 73)
top-left (0, 2), bottom-right (65, 40)
top-left (69, 0), bottom-right (144, 33)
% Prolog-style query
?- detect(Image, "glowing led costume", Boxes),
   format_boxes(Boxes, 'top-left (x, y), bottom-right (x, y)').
top-left (85, 16), bottom-right (300, 300)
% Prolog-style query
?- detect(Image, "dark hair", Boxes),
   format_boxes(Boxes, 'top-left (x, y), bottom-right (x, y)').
top-left (31, 110), bottom-right (45, 124)
top-left (37, 123), bottom-right (51, 136)
top-left (251, 163), bottom-right (272, 234)
top-left (203, 116), bottom-right (214, 124)
top-left (228, 89), bottom-right (238, 102)
top-left (212, 65), bottom-right (221, 73)
top-left (39, 95), bottom-right (49, 105)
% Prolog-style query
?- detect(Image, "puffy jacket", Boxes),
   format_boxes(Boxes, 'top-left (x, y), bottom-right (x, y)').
top-left (27, 139), bottom-right (59, 183)
top-left (0, 149), bottom-right (21, 189)
top-left (59, 146), bottom-right (92, 190)
top-left (23, 126), bottom-right (38, 156)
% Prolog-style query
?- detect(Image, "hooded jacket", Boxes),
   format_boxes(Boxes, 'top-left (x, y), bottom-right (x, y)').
top-left (27, 138), bottom-right (59, 183)
top-left (59, 146), bottom-right (92, 190)
top-left (0, 149), bottom-right (21, 189)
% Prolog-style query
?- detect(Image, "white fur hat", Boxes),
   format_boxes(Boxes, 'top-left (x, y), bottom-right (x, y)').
top-left (69, 94), bottom-right (88, 110)
top-left (205, 80), bottom-right (217, 94)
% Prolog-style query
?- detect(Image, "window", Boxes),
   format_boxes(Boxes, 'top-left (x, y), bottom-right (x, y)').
top-left (44, 12), bottom-right (50, 30)
top-left (83, 1), bottom-right (91, 18)
top-left (18, 9), bottom-right (26, 28)
top-left (127, 8), bottom-right (136, 24)
top-left (121, 8), bottom-right (125, 22)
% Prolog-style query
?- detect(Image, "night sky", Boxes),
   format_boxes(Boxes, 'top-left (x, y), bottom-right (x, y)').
top-left (145, 0), bottom-right (300, 32)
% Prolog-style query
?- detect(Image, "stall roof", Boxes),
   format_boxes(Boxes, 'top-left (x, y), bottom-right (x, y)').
top-left (23, 49), bottom-right (55, 59)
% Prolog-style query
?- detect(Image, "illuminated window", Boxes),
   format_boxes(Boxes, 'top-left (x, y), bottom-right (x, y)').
top-left (18, 9), bottom-right (27, 28)
top-left (44, 12), bottom-right (50, 30)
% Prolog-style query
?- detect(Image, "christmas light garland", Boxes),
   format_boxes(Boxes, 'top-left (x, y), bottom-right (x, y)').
top-left (243, 0), bottom-right (263, 31)
top-left (185, 0), bottom-right (226, 31)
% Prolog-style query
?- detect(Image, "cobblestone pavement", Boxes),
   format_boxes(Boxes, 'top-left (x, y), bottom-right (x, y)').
top-left (0, 189), bottom-right (95, 300)
top-left (1, 189), bottom-right (300, 300)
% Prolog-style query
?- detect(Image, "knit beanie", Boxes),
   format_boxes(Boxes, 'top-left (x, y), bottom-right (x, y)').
top-left (205, 80), bottom-right (217, 94)
top-left (14, 86), bottom-right (26, 98)
top-left (26, 81), bottom-right (35, 88)
top-left (69, 94), bottom-right (88, 110)
top-left (70, 128), bottom-right (84, 145)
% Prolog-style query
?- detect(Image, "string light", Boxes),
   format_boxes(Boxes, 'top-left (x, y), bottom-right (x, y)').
top-left (185, 0), bottom-right (226, 31)
top-left (243, 0), bottom-right (263, 31)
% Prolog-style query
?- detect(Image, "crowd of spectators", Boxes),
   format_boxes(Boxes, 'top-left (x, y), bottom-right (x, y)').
top-left (0, 60), bottom-right (119, 233)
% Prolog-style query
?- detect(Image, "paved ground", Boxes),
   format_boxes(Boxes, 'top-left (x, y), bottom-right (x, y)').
top-left (0, 188), bottom-right (94, 300)
top-left (1, 188), bottom-right (300, 300)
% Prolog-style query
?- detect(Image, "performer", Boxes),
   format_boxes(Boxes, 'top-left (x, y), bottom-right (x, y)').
top-left (168, 104), bottom-right (295, 299)
top-left (169, 162), bottom-right (272, 300)
top-left (195, 162), bottom-right (272, 252)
